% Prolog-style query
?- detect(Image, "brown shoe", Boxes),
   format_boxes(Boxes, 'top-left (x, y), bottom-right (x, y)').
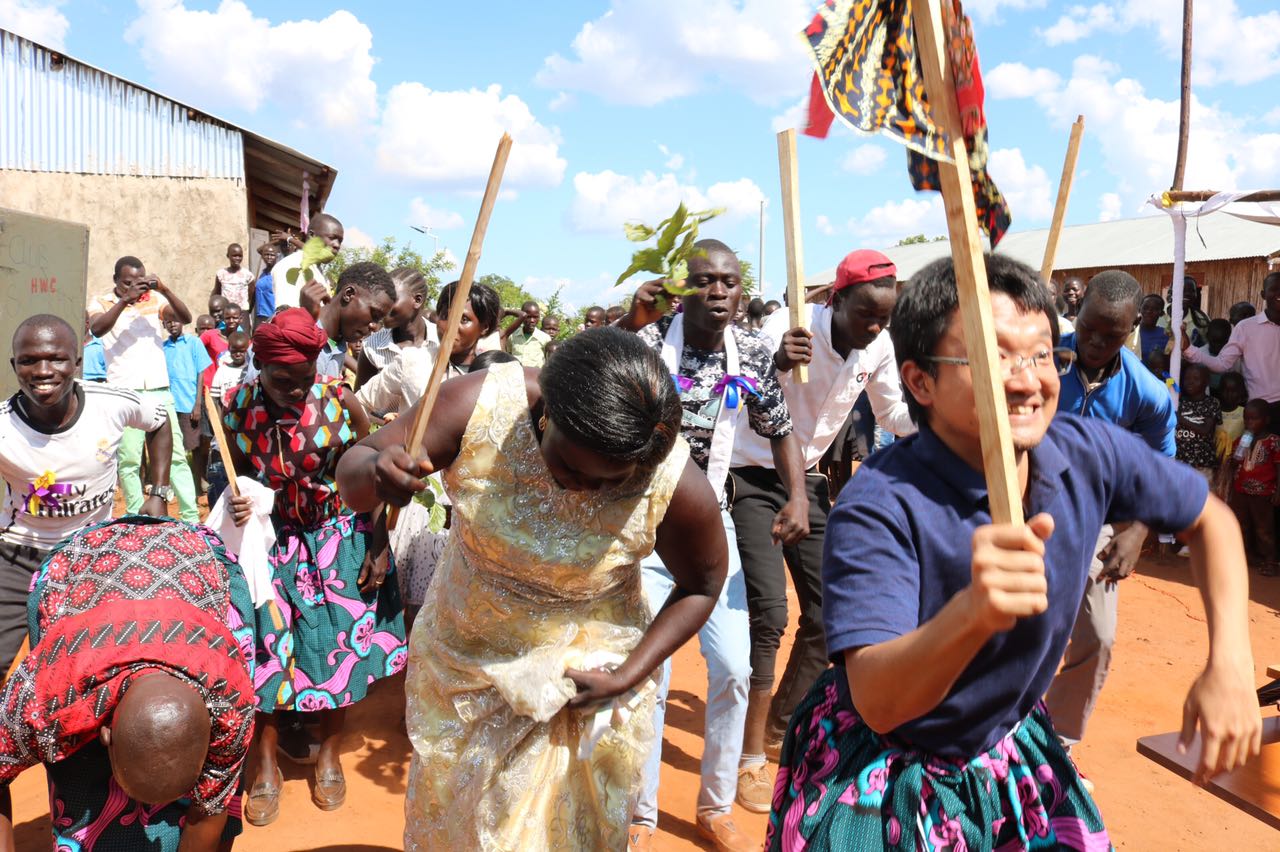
top-left (736, 763), bottom-right (773, 814)
top-left (244, 766), bottom-right (283, 826)
top-left (697, 812), bottom-right (757, 852)
top-left (312, 767), bottom-right (346, 811)
top-left (627, 824), bottom-right (653, 850)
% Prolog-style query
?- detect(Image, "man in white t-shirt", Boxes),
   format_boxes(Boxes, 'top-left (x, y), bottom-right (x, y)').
top-left (87, 255), bottom-right (199, 522)
top-left (726, 250), bottom-right (915, 813)
top-left (0, 315), bottom-right (172, 673)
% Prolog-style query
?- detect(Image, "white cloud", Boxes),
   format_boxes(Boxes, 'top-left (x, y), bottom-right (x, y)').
top-left (1098, 192), bottom-right (1124, 222)
top-left (1014, 55), bottom-right (1280, 212)
top-left (771, 96), bottom-right (810, 133)
top-left (987, 148), bottom-right (1053, 223)
top-left (1032, 1), bottom-right (1280, 86)
top-left (985, 63), bottom-right (1062, 99)
top-left (0, 0), bottom-right (68, 48)
top-left (377, 84), bottom-right (567, 191)
top-left (1264, 107), bottom-right (1280, 126)
top-left (124, 0), bottom-right (377, 130)
top-left (658, 144), bottom-right (685, 171)
top-left (343, 226), bottom-right (376, 250)
top-left (408, 199), bottom-right (465, 230)
top-left (815, 214), bottom-right (837, 237)
top-left (841, 144), bottom-right (888, 176)
top-left (846, 195), bottom-right (948, 248)
top-left (537, 0), bottom-right (812, 106)
top-left (964, 0), bottom-right (1046, 22)
top-left (568, 170), bottom-right (764, 234)
top-left (548, 91), bottom-right (575, 112)
top-left (1038, 3), bottom-right (1118, 45)
top-left (1124, 0), bottom-right (1280, 87)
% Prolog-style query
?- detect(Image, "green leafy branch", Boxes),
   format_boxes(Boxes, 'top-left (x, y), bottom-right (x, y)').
top-left (284, 236), bottom-right (337, 286)
top-left (615, 203), bottom-right (724, 299)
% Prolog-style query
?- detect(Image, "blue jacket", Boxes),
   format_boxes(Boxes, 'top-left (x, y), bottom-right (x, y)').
top-left (1058, 333), bottom-right (1176, 456)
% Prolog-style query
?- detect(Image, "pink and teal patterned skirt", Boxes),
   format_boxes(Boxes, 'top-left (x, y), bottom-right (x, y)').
top-left (253, 510), bottom-right (407, 713)
top-left (767, 668), bottom-right (1113, 851)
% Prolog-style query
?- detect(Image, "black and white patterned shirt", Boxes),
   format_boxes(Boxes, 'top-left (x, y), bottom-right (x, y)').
top-left (638, 316), bottom-right (792, 473)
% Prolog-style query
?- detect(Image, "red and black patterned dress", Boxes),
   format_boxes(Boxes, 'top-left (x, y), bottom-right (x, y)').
top-left (0, 516), bottom-right (256, 851)
top-left (223, 378), bottom-right (406, 713)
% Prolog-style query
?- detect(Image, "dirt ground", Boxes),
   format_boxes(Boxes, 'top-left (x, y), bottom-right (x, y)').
top-left (9, 548), bottom-right (1279, 850)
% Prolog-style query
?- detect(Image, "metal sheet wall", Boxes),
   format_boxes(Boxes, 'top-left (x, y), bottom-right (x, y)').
top-left (0, 30), bottom-right (244, 179)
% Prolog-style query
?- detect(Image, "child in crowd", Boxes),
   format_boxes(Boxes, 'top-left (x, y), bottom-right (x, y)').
top-left (160, 307), bottom-right (213, 456)
top-left (208, 294), bottom-right (227, 327)
top-left (1214, 372), bottom-right (1249, 499)
top-left (213, 242), bottom-right (255, 313)
top-left (255, 242), bottom-right (281, 325)
top-left (605, 305), bottom-right (625, 324)
top-left (541, 314), bottom-right (560, 338)
top-left (1228, 399), bottom-right (1280, 576)
top-left (1137, 294), bottom-right (1170, 362)
top-left (194, 312), bottom-right (230, 491)
top-left (582, 306), bottom-right (606, 329)
top-left (205, 331), bottom-right (251, 507)
top-left (1199, 318), bottom-right (1233, 391)
top-left (82, 312), bottom-right (107, 383)
top-left (223, 303), bottom-right (244, 335)
top-left (1229, 301), bottom-right (1257, 326)
top-left (543, 339), bottom-right (561, 360)
top-left (1176, 364), bottom-right (1221, 476)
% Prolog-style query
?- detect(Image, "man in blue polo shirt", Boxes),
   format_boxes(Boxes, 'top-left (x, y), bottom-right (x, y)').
top-left (765, 253), bottom-right (1258, 850)
top-left (1044, 269), bottom-right (1177, 753)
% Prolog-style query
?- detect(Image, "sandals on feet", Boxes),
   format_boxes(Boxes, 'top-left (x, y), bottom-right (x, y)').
top-left (245, 767), bottom-right (283, 826)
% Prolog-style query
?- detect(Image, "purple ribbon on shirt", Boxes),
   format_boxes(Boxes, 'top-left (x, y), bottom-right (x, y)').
top-left (712, 375), bottom-right (760, 409)
top-left (672, 374), bottom-right (695, 394)
top-left (24, 471), bottom-right (72, 515)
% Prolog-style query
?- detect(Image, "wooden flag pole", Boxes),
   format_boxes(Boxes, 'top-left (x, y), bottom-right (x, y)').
top-left (1039, 115), bottom-right (1086, 286)
top-left (777, 128), bottom-right (809, 384)
top-left (388, 132), bottom-right (513, 530)
top-left (908, 0), bottom-right (1021, 525)
top-left (204, 386), bottom-right (240, 499)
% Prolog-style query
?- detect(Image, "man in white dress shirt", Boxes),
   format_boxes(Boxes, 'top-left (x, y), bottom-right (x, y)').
top-left (727, 249), bottom-right (915, 813)
top-left (1183, 272), bottom-right (1280, 427)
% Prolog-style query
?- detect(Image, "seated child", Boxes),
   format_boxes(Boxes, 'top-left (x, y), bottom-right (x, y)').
top-left (1228, 399), bottom-right (1280, 576)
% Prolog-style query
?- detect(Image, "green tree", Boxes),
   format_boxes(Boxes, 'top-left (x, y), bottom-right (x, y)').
top-left (896, 234), bottom-right (929, 245)
top-left (738, 258), bottom-right (758, 295)
top-left (329, 236), bottom-right (454, 302)
top-left (476, 273), bottom-right (540, 311)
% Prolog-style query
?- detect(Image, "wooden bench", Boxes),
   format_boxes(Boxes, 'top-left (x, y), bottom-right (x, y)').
top-left (1137, 715), bottom-right (1280, 830)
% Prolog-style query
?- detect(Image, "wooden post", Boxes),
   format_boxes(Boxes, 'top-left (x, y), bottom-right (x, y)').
top-left (776, 128), bottom-right (809, 383)
top-left (1171, 0), bottom-right (1193, 191)
top-left (1039, 115), bottom-right (1085, 286)
top-left (388, 133), bottom-right (513, 530)
top-left (204, 386), bottom-right (240, 499)
top-left (909, 0), bottom-right (1022, 525)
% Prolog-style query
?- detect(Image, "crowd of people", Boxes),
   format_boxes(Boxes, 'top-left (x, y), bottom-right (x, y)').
top-left (0, 209), bottom-right (1270, 851)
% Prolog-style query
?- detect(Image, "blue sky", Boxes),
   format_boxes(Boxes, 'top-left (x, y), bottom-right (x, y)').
top-left (4, 0), bottom-right (1279, 309)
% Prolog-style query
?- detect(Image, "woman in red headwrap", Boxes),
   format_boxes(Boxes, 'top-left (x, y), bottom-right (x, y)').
top-left (220, 308), bottom-right (407, 825)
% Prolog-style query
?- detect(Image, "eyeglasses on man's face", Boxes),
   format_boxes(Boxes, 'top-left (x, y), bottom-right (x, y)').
top-left (921, 347), bottom-right (1077, 378)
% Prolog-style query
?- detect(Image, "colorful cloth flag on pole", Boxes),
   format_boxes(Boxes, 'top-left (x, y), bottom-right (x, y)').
top-left (802, 0), bottom-right (1012, 246)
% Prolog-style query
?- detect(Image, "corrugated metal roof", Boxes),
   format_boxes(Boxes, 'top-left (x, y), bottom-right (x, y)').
top-left (807, 212), bottom-right (1280, 286)
top-left (0, 28), bottom-right (338, 234)
top-left (0, 28), bottom-right (244, 178)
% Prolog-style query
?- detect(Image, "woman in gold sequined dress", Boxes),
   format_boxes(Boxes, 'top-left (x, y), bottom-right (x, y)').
top-left (337, 328), bottom-right (729, 850)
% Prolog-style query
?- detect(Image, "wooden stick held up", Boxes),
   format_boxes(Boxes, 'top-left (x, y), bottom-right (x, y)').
top-left (388, 133), bottom-right (513, 530)
top-left (1040, 116), bottom-right (1085, 286)
top-left (777, 128), bottom-right (809, 384)
top-left (203, 385), bottom-right (240, 499)
top-left (909, 0), bottom-right (1021, 526)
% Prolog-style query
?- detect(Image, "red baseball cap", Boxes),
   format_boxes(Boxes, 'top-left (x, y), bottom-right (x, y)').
top-left (831, 250), bottom-right (897, 301)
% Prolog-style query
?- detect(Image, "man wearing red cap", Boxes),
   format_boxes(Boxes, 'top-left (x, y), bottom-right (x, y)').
top-left (728, 248), bottom-right (916, 813)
